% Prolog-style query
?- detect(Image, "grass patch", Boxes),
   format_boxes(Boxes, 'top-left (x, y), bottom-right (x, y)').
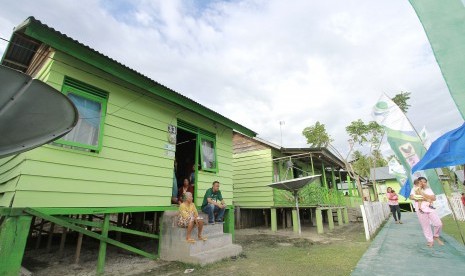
top-left (144, 224), bottom-right (369, 276)
top-left (442, 215), bottom-right (465, 244)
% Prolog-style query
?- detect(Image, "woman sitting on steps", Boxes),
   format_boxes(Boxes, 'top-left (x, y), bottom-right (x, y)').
top-left (177, 192), bottom-right (208, 243)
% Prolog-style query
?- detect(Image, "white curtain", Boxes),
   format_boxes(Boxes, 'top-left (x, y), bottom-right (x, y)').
top-left (201, 139), bottom-right (215, 169)
top-left (62, 93), bottom-right (101, 146)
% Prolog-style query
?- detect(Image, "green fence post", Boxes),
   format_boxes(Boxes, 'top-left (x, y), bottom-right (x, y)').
top-left (97, 213), bottom-right (110, 275)
top-left (271, 208), bottom-right (277, 232)
top-left (0, 215), bottom-right (33, 276)
top-left (327, 208), bottom-right (334, 231)
top-left (224, 208), bottom-right (235, 240)
top-left (316, 209), bottom-right (323, 234)
top-left (336, 208), bottom-right (343, 226)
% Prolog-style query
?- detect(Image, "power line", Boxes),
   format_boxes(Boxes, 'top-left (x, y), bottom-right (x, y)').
top-left (0, 36), bottom-right (185, 123)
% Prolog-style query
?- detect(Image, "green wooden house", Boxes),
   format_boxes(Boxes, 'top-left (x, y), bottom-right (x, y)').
top-left (0, 17), bottom-right (256, 275)
top-left (369, 167), bottom-right (413, 211)
top-left (232, 132), bottom-right (357, 234)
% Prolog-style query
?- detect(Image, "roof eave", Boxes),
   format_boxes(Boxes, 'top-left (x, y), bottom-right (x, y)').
top-left (16, 17), bottom-right (256, 137)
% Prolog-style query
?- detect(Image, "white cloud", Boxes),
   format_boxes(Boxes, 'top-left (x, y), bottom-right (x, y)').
top-left (0, 0), bottom-right (462, 159)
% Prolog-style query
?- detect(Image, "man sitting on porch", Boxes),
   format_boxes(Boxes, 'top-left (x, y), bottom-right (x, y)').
top-left (202, 181), bottom-right (226, 224)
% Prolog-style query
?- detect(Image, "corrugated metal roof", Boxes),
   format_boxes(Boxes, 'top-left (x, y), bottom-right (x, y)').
top-left (369, 167), bottom-right (395, 181)
top-left (1, 33), bottom-right (40, 72)
top-left (2, 17), bottom-right (257, 137)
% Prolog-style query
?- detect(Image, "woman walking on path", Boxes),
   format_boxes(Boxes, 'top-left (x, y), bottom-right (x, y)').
top-left (410, 177), bottom-right (444, 247)
top-left (387, 187), bottom-right (402, 224)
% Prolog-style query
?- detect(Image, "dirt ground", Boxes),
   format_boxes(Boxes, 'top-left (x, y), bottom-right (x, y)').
top-left (22, 222), bottom-right (368, 276)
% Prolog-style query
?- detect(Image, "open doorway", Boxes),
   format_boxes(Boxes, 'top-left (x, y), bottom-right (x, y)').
top-left (175, 128), bottom-right (197, 198)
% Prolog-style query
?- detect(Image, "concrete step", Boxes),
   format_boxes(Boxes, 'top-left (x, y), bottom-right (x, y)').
top-left (168, 223), bottom-right (225, 239)
top-left (160, 232), bottom-right (237, 263)
top-left (163, 233), bottom-right (233, 255)
top-left (162, 212), bottom-right (224, 239)
top-left (160, 211), bottom-right (242, 266)
top-left (188, 244), bottom-right (243, 266)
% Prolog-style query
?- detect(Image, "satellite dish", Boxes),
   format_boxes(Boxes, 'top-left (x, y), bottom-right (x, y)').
top-left (0, 65), bottom-right (78, 158)
top-left (268, 174), bottom-right (321, 235)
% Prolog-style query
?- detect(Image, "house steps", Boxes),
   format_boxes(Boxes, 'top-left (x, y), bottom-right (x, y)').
top-left (160, 211), bottom-right (242, 266)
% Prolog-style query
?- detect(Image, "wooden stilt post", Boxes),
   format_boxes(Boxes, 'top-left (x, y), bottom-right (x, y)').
top-left (235, 206), bottom-right (241, 229)
top-left (151, 211), bottom-right (158, 234)
top-left (97, 213), bottom-right (110, 275)
top-left (286, 209), bottom-right (292, 228)
top-left (291, 209), bottom-right (299, 234)
top-left (29, 216), bottom-right (36, 239)
top-left (46, 222), bottom-right (55, 252)
top-left (281, 209), bottom-right (285, 229)
top-left (116, 213), bottom-right (123, 242)
top-left (271, 208), bottom-right (277, 232)
top-left (311, 208), bottom-right (316, 226)
top-left (0, 215), bottom-right (33, 276)
top-left (74, 215), bottom-right (85, 265)
top-left (337, 208), bottom-right (343, 226)
top-left (264, 209), bottom-right (269, 228)
top-left (327, 209), bottom-right (334, 230)
top-left (59, 223), bottom-right (68, 257)
top-left (343, 207), bottom-right (349, 224)
top-left (35, 219), bottom-right (45, 249)
top-left (316, 208), bottom-right (323, 234)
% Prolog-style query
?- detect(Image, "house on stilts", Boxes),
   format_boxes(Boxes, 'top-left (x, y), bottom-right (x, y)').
top-left (0, 17), bottom-right (256, 275)
top-left (232, 132), bottom-right (363, 234)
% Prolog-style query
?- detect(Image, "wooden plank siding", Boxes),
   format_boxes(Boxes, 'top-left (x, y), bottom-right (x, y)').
top-left (0, 154), bottom-right (26, 207)
top-left (232, 134), bottom-right (331, 208)
top-left (233, 149), bottom-right (275, 207)
top-left (0, 50), bottom-right (235, 208)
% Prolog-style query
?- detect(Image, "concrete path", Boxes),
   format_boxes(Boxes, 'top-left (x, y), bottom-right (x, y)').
top-left (352, 212), bottom-right (465, 276)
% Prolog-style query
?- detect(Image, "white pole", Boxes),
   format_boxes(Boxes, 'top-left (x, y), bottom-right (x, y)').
top-left (295, 191), bottom-right (301, 235)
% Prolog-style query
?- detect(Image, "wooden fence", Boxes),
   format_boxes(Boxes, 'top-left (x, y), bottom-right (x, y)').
top-left (450, 193), bottom-right (465, 221)
top-left (360, 201), bottom-right (390, 241)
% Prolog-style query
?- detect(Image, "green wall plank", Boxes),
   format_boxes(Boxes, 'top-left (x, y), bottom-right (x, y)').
top-left (12, 191), bottom-right (169, 208)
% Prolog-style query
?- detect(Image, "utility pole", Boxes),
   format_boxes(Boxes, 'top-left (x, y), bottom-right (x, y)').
top-left (279, 121), bottom-right (285, 147)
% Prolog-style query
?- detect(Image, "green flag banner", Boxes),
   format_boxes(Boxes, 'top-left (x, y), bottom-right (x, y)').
top-left (373, 94), bottom-right (451, 217)
top-left (409, 0), bottom-right (465, 119)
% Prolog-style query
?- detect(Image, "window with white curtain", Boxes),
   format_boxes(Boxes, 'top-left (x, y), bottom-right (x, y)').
top-left (200, 137), bottom-right (216, 171)
top-left (55, 77), bottom-right (108, 152)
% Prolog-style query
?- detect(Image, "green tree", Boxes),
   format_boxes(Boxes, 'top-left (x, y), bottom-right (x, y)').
top-left (302, 121), bottom-right (333, 147)
top-left (351, 150), bottom-right (371, 178)
top-left (346, 120), bottom-right (385, 178)
top-left (346, 120), bottom-right (383, 147)
top-left (371, 149), bottom-right (388, 167)
top-left (392, 91), bottom-right (411, 113)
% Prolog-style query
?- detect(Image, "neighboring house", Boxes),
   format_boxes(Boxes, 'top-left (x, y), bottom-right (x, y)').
top-left (232, 132), bottom-right (354, 234)
top-left (0, 17), bottom-right (256, 274)
top-left (369, 167), bottom-right (412, 210)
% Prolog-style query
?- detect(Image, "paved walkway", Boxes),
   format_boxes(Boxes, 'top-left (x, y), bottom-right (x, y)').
top-left (352, 212), bottom-right (465, 276)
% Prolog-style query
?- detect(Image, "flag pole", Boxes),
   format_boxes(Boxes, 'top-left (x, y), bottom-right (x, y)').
top-left (380, 94), bottom-right (463, 241)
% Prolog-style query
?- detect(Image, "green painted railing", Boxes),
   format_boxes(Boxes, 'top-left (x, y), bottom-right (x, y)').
top-left (273, 184), bottom-right (360, 207)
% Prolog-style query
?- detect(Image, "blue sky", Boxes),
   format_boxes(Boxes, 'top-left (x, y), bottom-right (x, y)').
top-left (0, 0), bottom-right (462, 157)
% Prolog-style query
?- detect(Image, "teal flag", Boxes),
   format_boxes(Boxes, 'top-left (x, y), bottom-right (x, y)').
top-left (409, 0), bottom-right (465, 119)
top-left (373, 94), bottom-right (444, 195)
